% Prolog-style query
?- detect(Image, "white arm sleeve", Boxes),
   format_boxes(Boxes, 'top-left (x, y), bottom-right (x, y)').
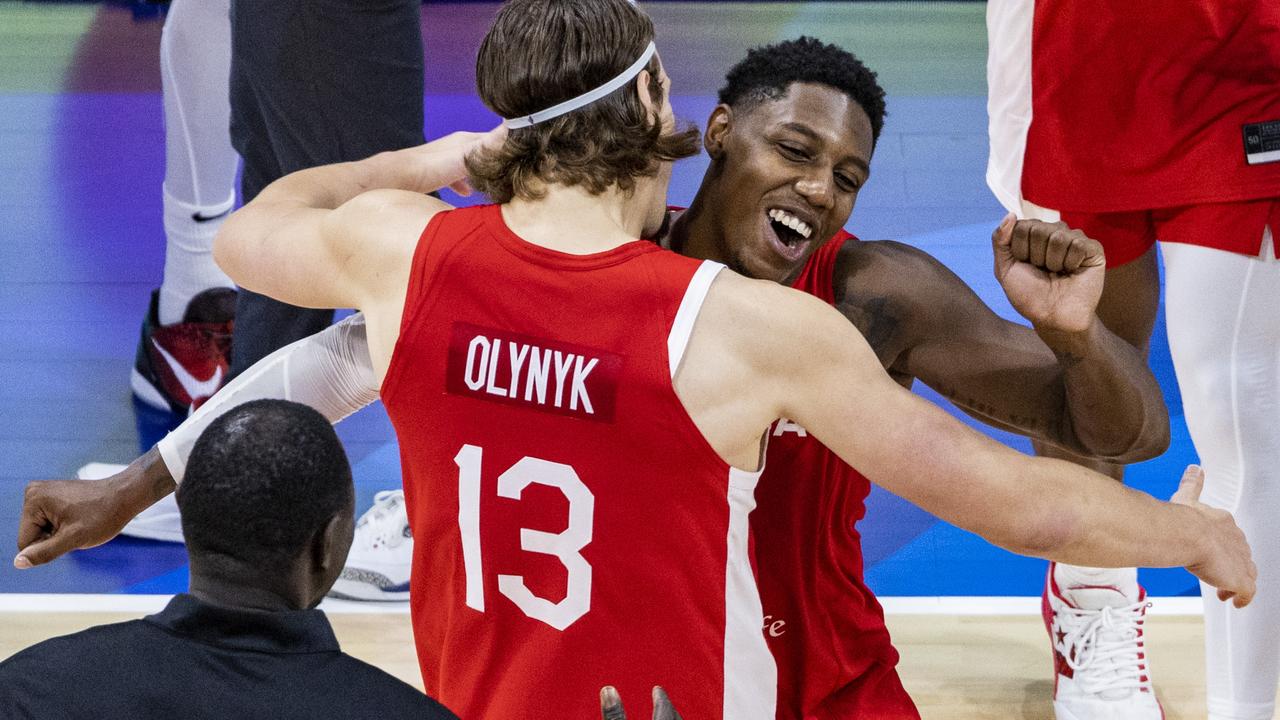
top-left (156, 312), bottom-right (380, 482)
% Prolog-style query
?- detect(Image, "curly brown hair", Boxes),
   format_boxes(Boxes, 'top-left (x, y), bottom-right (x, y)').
top-left (467, 0), bottom-right (700, 203)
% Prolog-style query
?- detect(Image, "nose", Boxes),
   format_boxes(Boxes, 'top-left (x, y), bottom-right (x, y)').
top-left (794, 171), bottom-right (834, 210)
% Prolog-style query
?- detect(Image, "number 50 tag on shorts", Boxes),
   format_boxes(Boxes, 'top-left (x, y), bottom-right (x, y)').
top-left (1243, 120), bottom-right (1280, 165)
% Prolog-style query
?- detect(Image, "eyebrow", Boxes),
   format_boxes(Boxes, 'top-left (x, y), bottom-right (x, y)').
top-left (777, 122), bottom-right (871, 174)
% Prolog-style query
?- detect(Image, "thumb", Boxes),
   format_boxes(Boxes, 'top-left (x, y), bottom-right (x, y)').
top-left (652, 687), bottom-right (682, 720)
top-left (1171, 465), bottom-right (1205, 505)
top-left (14, 533), bottom-right (73, 569)
top-left (991, 213), bottom-right (1017, 272)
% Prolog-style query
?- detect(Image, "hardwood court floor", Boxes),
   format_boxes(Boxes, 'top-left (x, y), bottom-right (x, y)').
top-left (0, 610), bottom-right (1211, 719)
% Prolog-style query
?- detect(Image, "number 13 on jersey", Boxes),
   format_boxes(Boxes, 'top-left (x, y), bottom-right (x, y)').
top-left (454, 444), bottom-right (595, 631)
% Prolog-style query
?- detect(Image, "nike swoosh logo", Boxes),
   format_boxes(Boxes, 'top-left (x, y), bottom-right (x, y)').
top-left (191, 208), bottom-right (231, 223)
top-left (152, 339), bottom-right (224, 401)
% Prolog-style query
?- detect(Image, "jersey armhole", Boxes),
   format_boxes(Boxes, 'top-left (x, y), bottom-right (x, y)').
top-left (381, 210), bottom-right (451, 399)
top-left (667, 260), bottom-right (725, 378)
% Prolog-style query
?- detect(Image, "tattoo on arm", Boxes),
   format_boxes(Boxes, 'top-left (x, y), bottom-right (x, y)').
top-left (837, 294), bottom-right (901, 364)
top-left (931, 381), bottom-right (1050, 436)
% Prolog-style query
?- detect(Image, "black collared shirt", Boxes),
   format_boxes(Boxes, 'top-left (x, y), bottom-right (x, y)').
top-left (0, 594), bottom-right (457, 719)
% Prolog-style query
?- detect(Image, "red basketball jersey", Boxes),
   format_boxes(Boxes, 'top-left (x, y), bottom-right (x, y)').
top-left (988, 0), bottom-right (1280, 213)
top-left (381, 204), bottom-right (776, 720)
top-left (753, 231), bottom-right (919, 720)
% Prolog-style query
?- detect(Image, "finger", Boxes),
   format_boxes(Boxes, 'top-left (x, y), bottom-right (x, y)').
top-left (1170, 465), bottom-right (1204, 504)
top-left (652, 687), bottom-right (682, 720)
top-left (481, 122), bottom-right (509, 150)
top-left (991, 213), bottom-right (1017, 277)
top-left (601, 686), bottom-right (627, 720)
top-left (15, 493), bottom-right (52, 552)
top-left (1010, 220), bottom-right (1032, 263)
top-left (448, 178), bottom-right (473, 197)
top-left (14, 530), bottom-right (78, 569)
top-left (1061, 236), bottom-right (1092, 273)
top-left (1028, 225), bottom-right (1049, 268)
top-left (1042, 229), bottom-right (1072, 272)
top-left (992, 213), bottom-right (1016, 250)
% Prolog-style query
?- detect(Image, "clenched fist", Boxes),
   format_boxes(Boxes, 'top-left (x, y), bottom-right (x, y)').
top-left (992, 215), bottom-right (1106, 334)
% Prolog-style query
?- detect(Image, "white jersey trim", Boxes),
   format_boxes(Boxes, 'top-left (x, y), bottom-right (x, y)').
top-left (723, 462), bottom-right (777, 720)
top-left (668, 261), bottom-right (726, 379)
top-left (985, 0), bottom-right (1036, 215)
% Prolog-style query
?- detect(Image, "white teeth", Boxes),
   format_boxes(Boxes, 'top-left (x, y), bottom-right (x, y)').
top-left (768, 209), bottom-right (812, 240)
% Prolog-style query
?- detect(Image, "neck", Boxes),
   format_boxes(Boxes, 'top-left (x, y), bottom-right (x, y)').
top-left (189, 562), bottom-right (309, 612)
top-left (670, 186), bottom-right (729, 264)
top-left (502, 182), bottom-right (652, 254)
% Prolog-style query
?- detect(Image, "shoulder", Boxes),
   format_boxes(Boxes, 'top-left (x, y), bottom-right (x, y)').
top-left (833, 239), bottom-right (973, 313)
top-left (704, 269), bottom-right (863, 369)
top-left (334, 656), bottom-right (458, 719)
top-left (330, 190), bottom-right (452, 246)
top-left (0, 621), bottom-right (151, 705)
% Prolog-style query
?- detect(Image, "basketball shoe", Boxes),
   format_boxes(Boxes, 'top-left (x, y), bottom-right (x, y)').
top-left (131, 287), bottom-right (235, 415)
top-left (1043, 563), bottom-right (1162, 719)
top-left (76, 462), bottom-right (184, 543)
top-left (328, 490), bottom-right (412, 601)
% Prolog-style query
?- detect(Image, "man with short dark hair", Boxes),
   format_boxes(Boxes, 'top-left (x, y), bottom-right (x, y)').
top-left (0, 400), bottom-right (456, 720)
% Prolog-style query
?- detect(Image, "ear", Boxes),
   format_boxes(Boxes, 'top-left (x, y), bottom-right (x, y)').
top-left (635, 69), bottom-right (658, 117)
top-left (704, 104), bottom-right (733, 159)
top-left (313, 513), bottom-right (349, 575)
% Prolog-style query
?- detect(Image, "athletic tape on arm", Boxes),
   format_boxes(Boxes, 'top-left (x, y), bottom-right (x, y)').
top-left (156, 313), bottom-right (381, 482)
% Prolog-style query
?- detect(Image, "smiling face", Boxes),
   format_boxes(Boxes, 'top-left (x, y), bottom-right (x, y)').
top-left (701, 82), bottom-right (875, 283)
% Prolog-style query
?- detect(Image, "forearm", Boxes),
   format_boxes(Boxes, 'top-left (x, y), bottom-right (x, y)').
top-left (247, 150), bottom-right (422, 215)
top-left (157, 314), bottom-right (379, 480)
top-left (826, 388), bottom-right (1200, 570)
top-left (1006, 454), bottom-right (1205, 569)
top-left (1036, 317), bottom-right (1169, 462)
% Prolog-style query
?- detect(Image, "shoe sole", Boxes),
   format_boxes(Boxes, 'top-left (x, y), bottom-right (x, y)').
top-left (328, 577), bottom-right (410, 602)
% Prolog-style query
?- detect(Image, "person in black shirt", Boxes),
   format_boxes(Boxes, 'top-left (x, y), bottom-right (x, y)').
top-left (0, 399), bottom-right (456, 720)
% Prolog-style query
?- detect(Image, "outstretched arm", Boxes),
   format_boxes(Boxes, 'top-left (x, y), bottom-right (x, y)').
top-left (836, 217), bottom-right (1167, 462)
top-left (15, 315), bottom-right (381, 568)
top-left (724, 278), bottom-right (1253, 604)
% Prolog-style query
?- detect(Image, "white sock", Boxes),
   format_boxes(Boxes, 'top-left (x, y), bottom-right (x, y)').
top-left (1163, 228), bottom-right (1280, 720)
top-left (160, 187), bottom-right (236, 324)
top-left (1054, 563), bottom-right (1140, 605)
top-left (158, 0), bottom-right (238, 325)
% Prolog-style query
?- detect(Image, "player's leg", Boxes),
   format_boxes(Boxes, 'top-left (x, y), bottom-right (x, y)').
top-left (1032, 204), bottom-right (1165, 719)
top-left (1161, 203), bottom-right (1280, 720)
top-left (226, 0), bottom-right (425, 599)
top-left (132, 0), bottom-right (238, 416)
top-left (226, 0), bottom-right (424, 377)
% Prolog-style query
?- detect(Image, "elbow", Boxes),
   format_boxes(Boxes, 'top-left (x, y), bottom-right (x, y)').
top-left (1062, 408), bottom-right (1172, 465)
top-left (1001, 502), bottom-right (1081, 560)
top-left (211, 215), bottom-right (246, 286)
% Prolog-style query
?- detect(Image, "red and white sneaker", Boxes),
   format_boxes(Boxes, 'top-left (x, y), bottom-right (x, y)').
top-left (131, 288), bottom-right (235, 415)
top-left (1043, 563), bottom-right (1163, 719)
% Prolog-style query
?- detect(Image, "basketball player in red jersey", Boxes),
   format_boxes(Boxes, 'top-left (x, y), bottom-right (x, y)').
top-left (21, 35), bottom-right (1178, 719)
top-left (21, 35), bottom-right (1174, 719)
top-left (989, 2), bottom-right (1280, 718)
top-left (17, 2), bottom-right (1257, 718)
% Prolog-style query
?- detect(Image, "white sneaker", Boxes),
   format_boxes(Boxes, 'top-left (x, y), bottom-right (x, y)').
top-left (328, 489), bottom-right (412, 601)
top-left (1043, 564), bottom-right (1162, 720)
top-left (76, 462), bottom-right (185, 543)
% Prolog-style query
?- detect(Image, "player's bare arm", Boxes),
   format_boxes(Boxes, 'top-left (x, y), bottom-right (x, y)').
top-left (833, 217), bottom-right (1168, 462)
top-left (681, 273), bottom-right (1254, 605)
top-left (214, 130), bottom-right (498, 374)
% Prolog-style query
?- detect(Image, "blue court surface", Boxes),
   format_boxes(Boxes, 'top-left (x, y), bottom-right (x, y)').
top-left (0, 2), bottom-right (1200, 600)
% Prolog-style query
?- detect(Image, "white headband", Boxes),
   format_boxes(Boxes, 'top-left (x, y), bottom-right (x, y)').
top-left (503, 42), bottom-right (658, 129)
